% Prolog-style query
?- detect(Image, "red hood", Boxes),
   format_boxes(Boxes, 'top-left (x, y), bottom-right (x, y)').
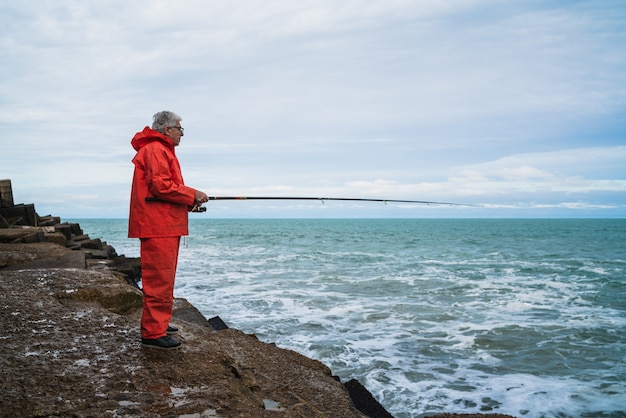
top-left (131, 127), bottom-right (174, 151)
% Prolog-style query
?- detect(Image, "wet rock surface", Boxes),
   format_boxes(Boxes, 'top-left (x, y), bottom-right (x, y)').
top-left (0, 255), bottom-right (366, 417)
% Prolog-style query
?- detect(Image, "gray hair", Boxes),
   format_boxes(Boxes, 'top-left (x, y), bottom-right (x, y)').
top-left (152, 111), bottom-right (182, 134)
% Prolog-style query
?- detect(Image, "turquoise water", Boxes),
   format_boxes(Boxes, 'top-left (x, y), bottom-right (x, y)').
top-left (70, 218), bottom-right (626, 417)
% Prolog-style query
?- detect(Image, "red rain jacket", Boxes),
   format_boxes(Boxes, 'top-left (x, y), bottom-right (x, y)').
top-left (128, 127), bottom-right (197, 238)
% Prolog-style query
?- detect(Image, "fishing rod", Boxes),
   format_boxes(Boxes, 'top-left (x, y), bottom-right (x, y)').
top-left (191, 196), bottom-right (480, 212)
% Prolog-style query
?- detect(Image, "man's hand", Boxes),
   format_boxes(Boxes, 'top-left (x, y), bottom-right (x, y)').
top-left (194, 190), bottom-right (209, 206)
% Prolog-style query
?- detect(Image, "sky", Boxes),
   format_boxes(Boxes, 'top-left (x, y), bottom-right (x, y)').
top-left (1, 0), bottom-right (625, 219)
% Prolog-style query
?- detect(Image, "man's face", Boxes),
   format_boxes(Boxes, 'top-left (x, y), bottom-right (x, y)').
top-left (165, 122), bottom-right (184, 146)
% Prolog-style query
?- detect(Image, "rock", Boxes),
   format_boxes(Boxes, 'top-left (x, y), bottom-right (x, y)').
top-left (43, 231), bottom-right (69, 246)
top-left (65, 278), bottom-right (144, 315)
top-left (0, 227), bottom-right (43, 243)
top-left (0, 203), bottom-right (37, 226)
top-left (0, 242), bottom-right (72, 268)
top-left (345, 379), bottom-right (394, 418)
top-left (0, 268), bottom-right (369, 417)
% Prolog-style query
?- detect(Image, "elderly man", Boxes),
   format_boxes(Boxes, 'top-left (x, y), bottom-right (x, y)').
top-left (128, 111), bottom-right (209, 350)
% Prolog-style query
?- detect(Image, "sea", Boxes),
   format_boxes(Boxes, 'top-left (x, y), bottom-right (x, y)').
top-left (68, 218), bottom-right (626, 418)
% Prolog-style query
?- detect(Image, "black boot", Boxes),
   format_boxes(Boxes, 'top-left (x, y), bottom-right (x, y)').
top-left (141, 335), bottom-right (182, 350)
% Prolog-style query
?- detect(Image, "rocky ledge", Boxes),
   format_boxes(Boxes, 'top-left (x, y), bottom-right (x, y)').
top-left (0, 223), bottom-right (515, 418)
top-left (0, 232), bottom-right (383, 418)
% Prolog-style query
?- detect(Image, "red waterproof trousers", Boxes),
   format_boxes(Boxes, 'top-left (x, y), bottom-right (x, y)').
top-left (140, 237), bottom-right (181, 339)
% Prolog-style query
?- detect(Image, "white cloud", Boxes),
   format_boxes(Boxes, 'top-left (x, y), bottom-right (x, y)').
top-left (1, 1), bottom-right (625, 218)
top-left (459, 146), bottom-right (626, 178)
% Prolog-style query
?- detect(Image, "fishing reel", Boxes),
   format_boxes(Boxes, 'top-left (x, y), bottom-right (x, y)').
top-left (191, 204), bottom-right (207, 213)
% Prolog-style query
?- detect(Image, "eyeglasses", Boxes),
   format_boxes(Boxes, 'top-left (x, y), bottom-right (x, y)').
top-left (169, 126), bottom-right (184, 133)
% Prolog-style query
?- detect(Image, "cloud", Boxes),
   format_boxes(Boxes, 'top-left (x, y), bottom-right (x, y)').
top-left (1, 1), bottom-right (625, 218)
top-left (458, 145), bottom-right (626, 179)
